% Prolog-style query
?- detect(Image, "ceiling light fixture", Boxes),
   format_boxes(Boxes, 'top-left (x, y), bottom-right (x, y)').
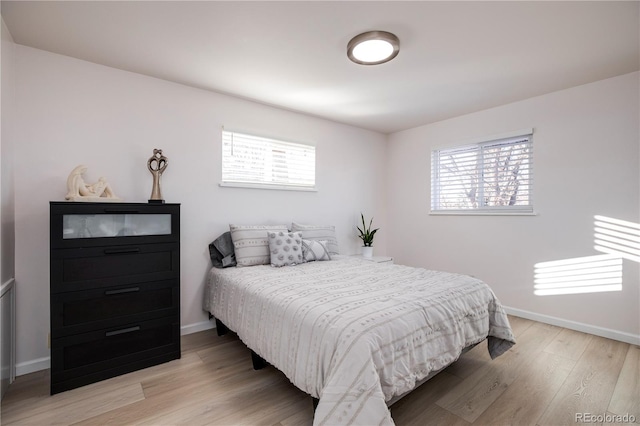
top-left (347, 31), bottom-right (400, 65)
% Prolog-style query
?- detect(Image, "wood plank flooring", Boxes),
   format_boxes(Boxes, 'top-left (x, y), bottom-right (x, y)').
top-left (1, 316), bottom-right (638, 425)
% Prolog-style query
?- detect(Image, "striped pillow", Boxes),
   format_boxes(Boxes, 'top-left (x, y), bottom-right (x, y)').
top-left (230, 224), bottom-right (288, 267)
top-left (291, 222), bottom-right (339, 255)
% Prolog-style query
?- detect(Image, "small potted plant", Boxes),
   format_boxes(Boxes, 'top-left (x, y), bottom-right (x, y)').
top-left (357, 213), bottom-right (379, 257)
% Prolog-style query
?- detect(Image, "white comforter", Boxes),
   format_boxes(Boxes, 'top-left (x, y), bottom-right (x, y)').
top-left (204, 256), bottom-right (515, 425)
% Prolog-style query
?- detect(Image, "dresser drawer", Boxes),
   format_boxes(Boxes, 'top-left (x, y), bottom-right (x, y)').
top-left (50, 203), bottom-right (180, 249)
top-left (51, 279), bottom-right (179, 338)
top-left (51, 242), bottom-right (179, 293)
top-left (51, 316), bottom-right (180, 390)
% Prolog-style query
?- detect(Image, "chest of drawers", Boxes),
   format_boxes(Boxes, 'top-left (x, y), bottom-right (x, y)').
top-left (49, 202), bottom-right (181, 394)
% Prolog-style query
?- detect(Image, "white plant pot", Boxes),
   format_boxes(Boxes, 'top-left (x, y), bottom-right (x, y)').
top-left (361, 246), bottom-right (373, 258)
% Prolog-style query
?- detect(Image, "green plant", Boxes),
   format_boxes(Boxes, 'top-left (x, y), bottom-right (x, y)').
top-left (357, 213), bottom-right (379, 247)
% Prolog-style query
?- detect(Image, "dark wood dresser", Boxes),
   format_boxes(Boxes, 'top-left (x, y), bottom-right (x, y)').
top-left (49, 202), bottom-right (181, 394)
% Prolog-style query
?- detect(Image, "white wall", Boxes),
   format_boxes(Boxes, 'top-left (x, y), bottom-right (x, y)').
top-left (1, 17), bottom-right (15, 286)
top-left (12, 45), bottom-right (388, 373)
top-left (1, 15), bottom-right (17, 398)
top-left (387, 72), bottom-right (640, 342)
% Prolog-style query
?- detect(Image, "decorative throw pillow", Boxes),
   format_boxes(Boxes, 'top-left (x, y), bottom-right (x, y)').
top-left (302, 239), bottom-right (331, 262)
top-left (230, 224), bottom-right (288, 267)
top-left (268, 231), bottom-right (303, 267)
top-left (208, 231), bottom-right (237, 268)
top-left (291, 222), bottom-right (339, 255)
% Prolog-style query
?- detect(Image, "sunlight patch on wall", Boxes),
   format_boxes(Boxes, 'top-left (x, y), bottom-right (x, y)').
top-left (534, 254), bottom-right (622, 296)
top-left (594, 215), bottom-right (640, 263)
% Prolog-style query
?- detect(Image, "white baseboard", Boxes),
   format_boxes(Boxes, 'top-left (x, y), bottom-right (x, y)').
top-left (504, 306), bottom-right (640, 346)
top-left (180, 319), bottom-right (215, 336)
top-left (16, 356), bottom-right (50, 377)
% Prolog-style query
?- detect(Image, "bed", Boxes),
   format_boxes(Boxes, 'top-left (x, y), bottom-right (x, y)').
top-left (203, 255), bottom-right (515, 425)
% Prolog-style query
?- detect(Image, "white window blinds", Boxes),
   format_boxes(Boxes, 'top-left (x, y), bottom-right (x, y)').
top-left (431, 132), bottom-right (533, 213)
top-left (221, 130), bottom-right (316, 190)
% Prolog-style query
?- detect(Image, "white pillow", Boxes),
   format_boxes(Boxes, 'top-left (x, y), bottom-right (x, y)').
top-left (230, 224), bottom-right (288, 267)
top-left (268, 231), bottom-right (303, 267)
top-left (291, 222), bottom-right (339, 255)
top-left (302, 239), bottom-right (331, 262)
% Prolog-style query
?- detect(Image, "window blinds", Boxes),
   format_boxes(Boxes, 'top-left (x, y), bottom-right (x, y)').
top-left (221, 130), bottom-right (316, 190)
top-left (431, 133), bottom-right (533, 213)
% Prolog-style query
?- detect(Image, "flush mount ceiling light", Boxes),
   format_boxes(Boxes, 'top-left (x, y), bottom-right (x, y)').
top-left (347, 31), bottom-right (400, 65)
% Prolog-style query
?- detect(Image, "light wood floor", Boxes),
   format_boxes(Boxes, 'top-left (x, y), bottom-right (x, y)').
top-left (1, 316), bottom-right (638, 425)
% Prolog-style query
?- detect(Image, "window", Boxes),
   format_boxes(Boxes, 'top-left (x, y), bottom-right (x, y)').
top-left (431, 131), bottom-right (533, 214)
top-left (221, 130), bottom-right (316, 191)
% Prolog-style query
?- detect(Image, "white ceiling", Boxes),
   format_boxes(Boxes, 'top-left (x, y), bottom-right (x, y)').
top-left (2, 1), bottom-right (639, 134)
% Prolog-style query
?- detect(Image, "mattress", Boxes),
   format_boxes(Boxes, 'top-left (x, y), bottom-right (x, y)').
top-left (204, 255), bottom-right (515, 425)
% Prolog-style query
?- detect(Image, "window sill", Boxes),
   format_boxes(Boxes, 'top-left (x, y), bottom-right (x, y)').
top-left (219, 182), bottom-right (317, 192)
top-left (429, 210), bottom-right (537, 216)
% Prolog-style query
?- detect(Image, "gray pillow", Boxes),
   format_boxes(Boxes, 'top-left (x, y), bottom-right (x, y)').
top-left (291, 222), bottom-right (339, 255)
top-left (268, 231), bottom-right (303, 267)
top-left (302, 239), bottom-right (331, 262)
top-left (208, 231), bottom-right (236, 268)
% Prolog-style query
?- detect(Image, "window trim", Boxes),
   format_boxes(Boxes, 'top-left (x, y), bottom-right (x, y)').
top-left (430, 129), bottom-right (534, 215)
top-left (218, 181), bottom-right (318, 192)
top-left (220, 129), bottom-right (317, 192)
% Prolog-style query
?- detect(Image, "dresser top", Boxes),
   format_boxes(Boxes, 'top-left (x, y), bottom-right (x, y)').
top-left (50, 201), bottom-right (180, 206)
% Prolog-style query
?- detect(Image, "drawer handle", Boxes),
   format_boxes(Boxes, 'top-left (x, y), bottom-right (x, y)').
top-left (105, 287), bottom-right (140, 296)
top-left (102, 208), bottom-right (140, 213)
top-left (105, 326), bottom-right (141, 337)
top-left (103, 247), bottom-right (140, 255)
